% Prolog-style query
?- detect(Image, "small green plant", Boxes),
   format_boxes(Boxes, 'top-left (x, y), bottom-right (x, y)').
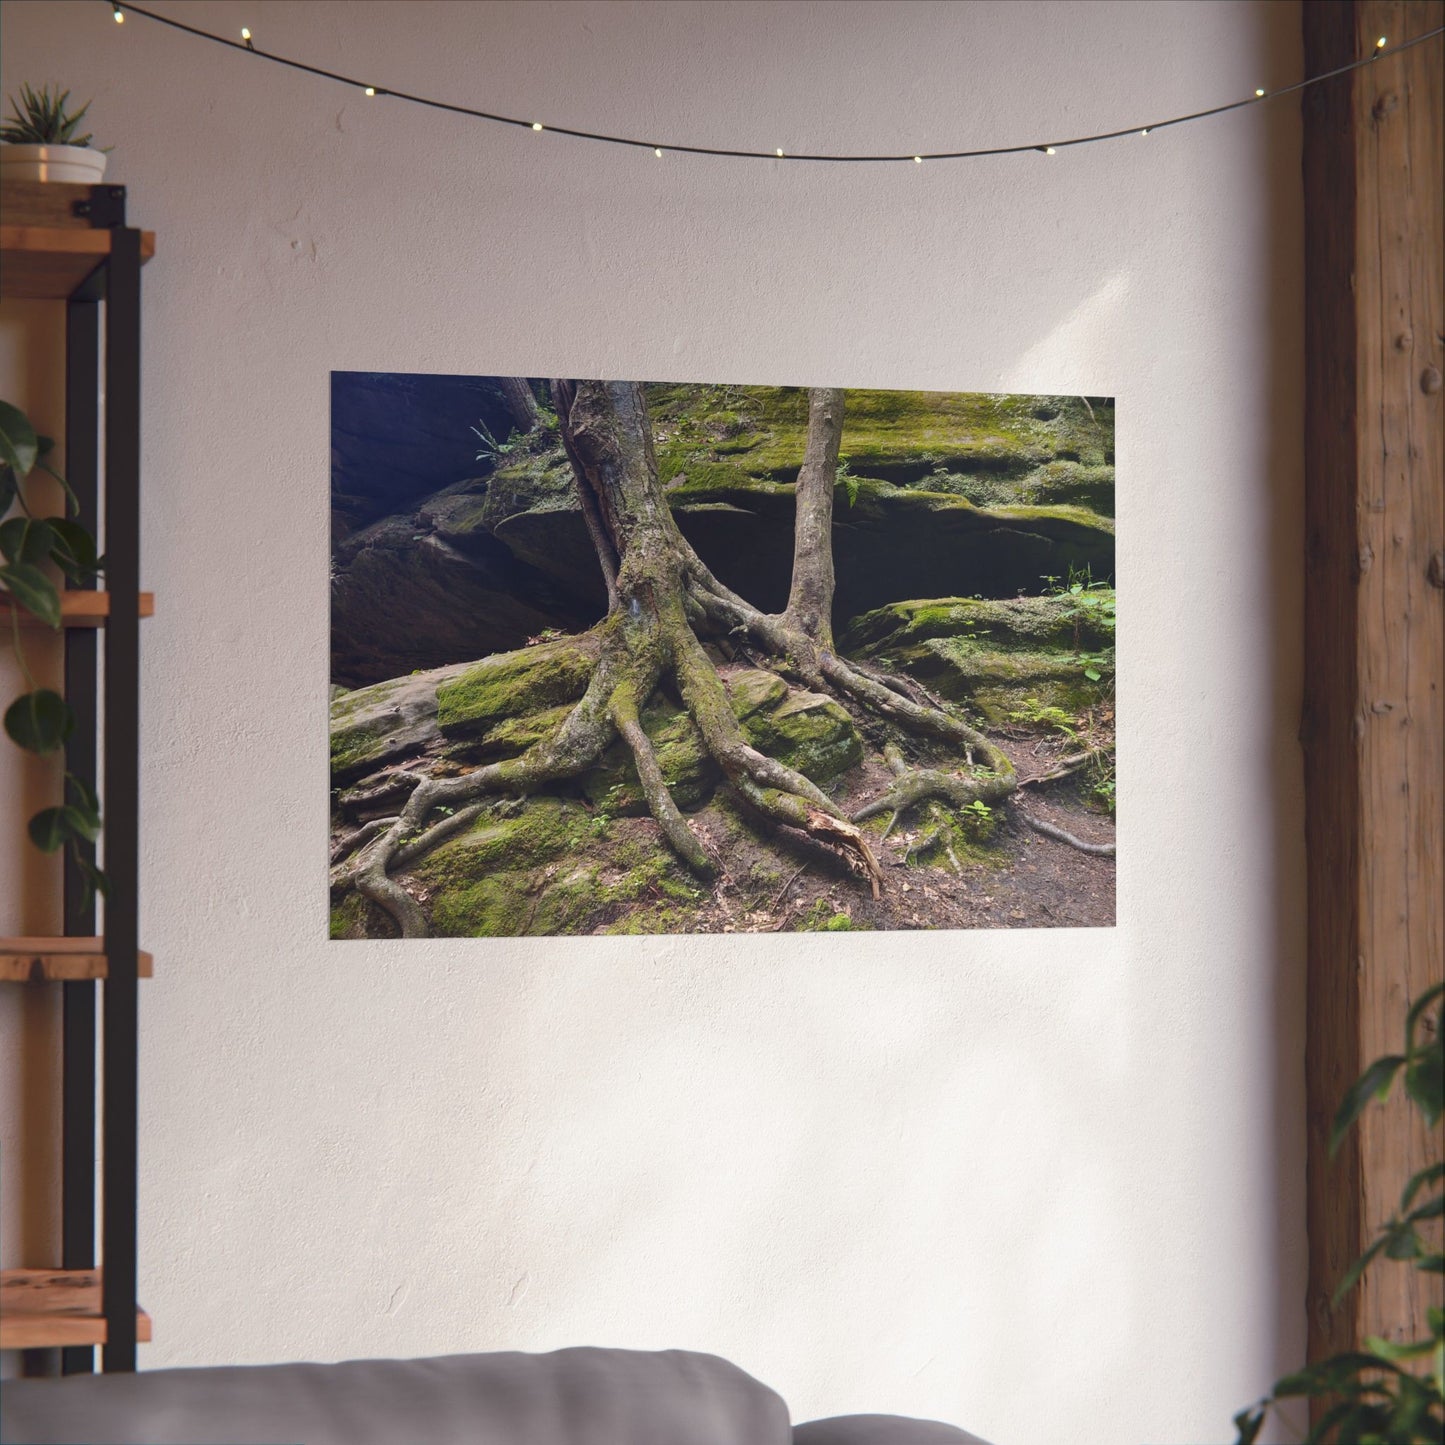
top-left (1044, 565), bottom-right (1116, 683)
top-left (958, 797), bottom-right (997, 843)
top-left (836, 454), bottom-right (860, 508)
top-left (1234, 982), bottom-right (1443, 1444)
top-left (1, 83), bottom-right (100, 148)
top-left (1, 398), bottom-right (107, 901)
top-left (470, 419), bottom-right (515, 466)
top-left (1009, 696), bottom-right (1081, 741)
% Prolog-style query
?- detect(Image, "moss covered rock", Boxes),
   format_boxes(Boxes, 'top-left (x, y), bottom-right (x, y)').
top-left (435, 634), bottom-right (601, 740)
top-left (330, 386), bottom-right (1116, 685)
top-left (329, 660), bottom-right (475, 784)
top-left (842, 594), bottom-right (1113, 726)
top-left (410, 800), bottom-right (705, 938)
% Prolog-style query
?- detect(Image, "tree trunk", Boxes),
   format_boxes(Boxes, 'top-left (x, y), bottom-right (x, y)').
top-left (499, 376), bottom-right (542, 434)
top-left (784, 388), bottom-right (846, 645)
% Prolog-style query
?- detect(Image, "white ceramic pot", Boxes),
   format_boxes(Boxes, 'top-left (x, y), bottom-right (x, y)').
top-left (0, 144), bottom-right (108, 184)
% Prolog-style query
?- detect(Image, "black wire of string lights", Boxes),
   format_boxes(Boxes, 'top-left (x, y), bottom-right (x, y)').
top-left (108, 2), bottom-right (1443, 165)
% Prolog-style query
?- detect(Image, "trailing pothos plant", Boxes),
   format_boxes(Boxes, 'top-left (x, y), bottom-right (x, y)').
top-left (0, 397), bottom-right (107, 902)
top-left (1235, 981), bottom-right (1444, 1444)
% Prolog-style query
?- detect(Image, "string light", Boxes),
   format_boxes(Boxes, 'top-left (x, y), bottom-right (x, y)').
top-left (103, 4), bottom-right (1443, 168)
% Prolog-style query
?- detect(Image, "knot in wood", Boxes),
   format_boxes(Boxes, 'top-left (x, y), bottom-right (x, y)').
top-left (1395, 330), bottom-right (1413, 351)
top-left (1428, 550), bottom-right (1445, 590)
top-left (1421, 365), bottom-right (1442, 395)
top-left (1372, 91), bottom-right (1399, 120)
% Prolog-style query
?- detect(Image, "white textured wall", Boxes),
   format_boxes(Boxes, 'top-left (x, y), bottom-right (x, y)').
top-left (0, 2), bottom-right (1306, 1440)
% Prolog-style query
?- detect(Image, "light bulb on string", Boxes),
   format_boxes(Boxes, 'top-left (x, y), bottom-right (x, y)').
top-left (654, 147), bottom-right (663, 157)
top-left (364, 86), bottom-right (376, 96)
top-left (532, 122), bottom-right (543, 131)
top-left (112, 4), bottom-right (124, 22)
top-left (775, 148), bottom-right (784, 158)
top-left (241, 26), bottom-right (254, 50)
top-left (1376, 36), bottom-right (1387, 48)
top-left (1140, 127), bottom-right (1150, 136)
top-left (1255, 87), bottom-right (1266, 97)
top-left (913, 155), bottom-right (922, 163)
top-left (1044, 146), bottom-right (1057, 155)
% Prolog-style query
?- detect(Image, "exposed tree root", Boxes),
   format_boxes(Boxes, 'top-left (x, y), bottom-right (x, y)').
top-left (1016, 751), bottom-right (1100, 789)
top-left (1018, 809), bottom-right (1116, 857)
top-left (333, 379), bottom-right (1112, 937)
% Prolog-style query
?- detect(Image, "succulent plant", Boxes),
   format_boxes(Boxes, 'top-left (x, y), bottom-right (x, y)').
top-left (1, 83), bottom-right (97, 148)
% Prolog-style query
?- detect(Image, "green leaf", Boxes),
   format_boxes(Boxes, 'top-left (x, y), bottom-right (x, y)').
top-left (1385, 1227), bottom-right (1422, 1262)
top-left (1404, 1041), bottom-right (1443, 1125)
top-left (1364, 1333), bottom-right (1437, 1362)
top-left (45, 517), bottom-right (100, 581)
top-left (3, 689), bottom-right (73, 754)
top-left (0, 561), bottom-right (60, 626)
top-left (0, 464), bottom-right (17, 516)
top-left (1232, 1405), bottom-right (1265, 1444)
top-left (1084, 667), bottom-right (1102, 681)
top-left (0, 398), bottom-right (38, 478)
top-left (27, 806), bottom-right (71, 853)
top-left (1331, 1054), bottom-right (1406, 1156)
top-left (73, 853), bottom-right (109, 905)
top-left (1335, 1232), bottom-right (1391, 1304)
top-left (0, 516), bottom-right (55, 565)
top-left (1406, 982), bottom-right (1445, 1049)
top-left (1402, 1163), bottom-right (1445, 1212)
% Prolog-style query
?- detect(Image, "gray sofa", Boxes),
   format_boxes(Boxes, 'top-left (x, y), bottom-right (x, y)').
top-left (0, 1347), bottom-right (991, 1444)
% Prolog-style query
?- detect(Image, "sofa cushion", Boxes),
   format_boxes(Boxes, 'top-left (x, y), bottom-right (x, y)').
top-left (794, 1415), bottom-right (993, 1445)
top-left (0, 1347), bottom-right (791, 1445)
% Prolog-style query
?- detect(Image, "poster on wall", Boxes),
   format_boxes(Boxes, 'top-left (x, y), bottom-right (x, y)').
top-left (329, 375), bottom-right (1115, 938)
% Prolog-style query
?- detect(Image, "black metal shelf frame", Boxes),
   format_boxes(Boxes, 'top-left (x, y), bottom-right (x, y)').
top-left (56, 186), bottom-right (143, 1375)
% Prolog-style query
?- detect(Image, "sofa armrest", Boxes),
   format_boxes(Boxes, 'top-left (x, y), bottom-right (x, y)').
top-left (794, 1415), bottom-right (993, 1445)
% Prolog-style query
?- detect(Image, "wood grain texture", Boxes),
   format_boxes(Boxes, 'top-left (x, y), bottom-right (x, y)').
top-left (3, 591), bottom-right (156, 627)
top-left (0, 1270), bottom-right (151, 1349)
top-left (1302, 0), bottom-right (1444, 1371)
top-left (0, 225), bottom-right (156, 300)
top-left (0, 938), bottom-right (154, 983)
top-left (0, 180), bottom-right (101, 230)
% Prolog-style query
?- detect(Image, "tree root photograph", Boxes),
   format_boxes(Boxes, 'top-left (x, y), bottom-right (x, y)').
top-left (329, 376), bottom-right (1116, 938)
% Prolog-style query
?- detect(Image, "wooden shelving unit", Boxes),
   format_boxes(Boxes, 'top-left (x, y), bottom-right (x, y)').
top-left (4, 591), bottom-right (156, 627)
top-left (1, 179), bottom-right (153, 1372)
top-left (0, 940), bottom-right (154, 984)
top-left (0, 1272), bottom-right (152, 1351)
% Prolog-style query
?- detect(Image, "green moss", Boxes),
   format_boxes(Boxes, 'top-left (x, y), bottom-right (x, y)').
top-left (743, 690), bottom-right (863, 782)
top-left (647, 385), bottom-right (1113, 504)
top-left (418, 804), bottom-right (703, 937)
top-left (842, 595), bottom-right (1107, 655)
top-left (465, 701), bottom-right (574, 760)
top-left (329, 893), bottom-right (370, 939)
top-left (796, 899), bottom-right (868, 931)
top-left (436, 636), bottom-right (597, 738)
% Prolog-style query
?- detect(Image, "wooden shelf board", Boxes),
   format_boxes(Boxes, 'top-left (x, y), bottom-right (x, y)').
top-left (0, 1270), bottom-right (151, 1350)
top-left (0, 225), bottom-right (156, 300)
top-left (3, 590), bottom-right (156, 628)
top-left (0, 938), bottom-right (154, 983)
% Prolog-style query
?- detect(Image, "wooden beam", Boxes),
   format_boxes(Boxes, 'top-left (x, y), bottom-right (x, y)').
top-left (1301, 0), bottom-right (1444, 1374)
